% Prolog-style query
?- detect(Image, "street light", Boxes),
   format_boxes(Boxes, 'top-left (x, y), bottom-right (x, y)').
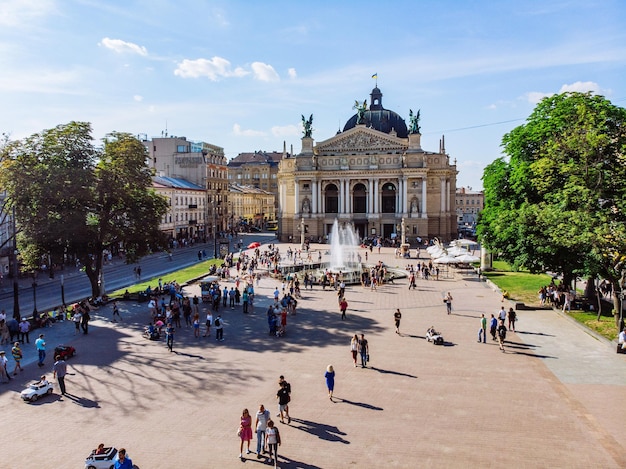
top-left (213, 203), bottom-right (219, 259)
top-left (60, 274), bottom-right (65, 306)
top-left (32, 274), bottom-right (38, 316)
top-left (11, 205), bottom-right (19, 320)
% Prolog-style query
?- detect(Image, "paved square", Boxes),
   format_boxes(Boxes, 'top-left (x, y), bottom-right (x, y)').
top-left (1, 244), bottom-right (625, 468)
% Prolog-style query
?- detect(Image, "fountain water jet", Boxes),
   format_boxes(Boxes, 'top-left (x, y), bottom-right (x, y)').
top-left (329, 219), bottom-right (360, 271)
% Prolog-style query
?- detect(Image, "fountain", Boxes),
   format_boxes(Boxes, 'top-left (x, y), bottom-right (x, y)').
top-left (323, 219), bottom-right (364, 284)
top-left (329, 219), bottom-right (361, 271)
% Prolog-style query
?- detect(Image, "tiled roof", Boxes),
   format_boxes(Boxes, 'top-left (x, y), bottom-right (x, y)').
top-left (227, 151), bottom-right (287, 167)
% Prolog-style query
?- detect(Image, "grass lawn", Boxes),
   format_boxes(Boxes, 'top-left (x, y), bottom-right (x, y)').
top-left (109, 259), bottom-right (222, 297)
top-left (569, 311), bottom-right (619, 341)
top-left (483, 260), bottom-right (620, 341)
top-left (482, 261), bottom-right (552, 306)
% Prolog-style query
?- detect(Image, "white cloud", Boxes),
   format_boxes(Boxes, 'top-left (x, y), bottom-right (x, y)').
top-left (0, 0), bottom-right (55, 27)
top-left (133, 95), bottom-right (143, 102)
top-left (99, 37), bottom-right (148, 56)
top-left (525, 81), bottom-right (603, 105)
top-left (558, 81), bottom-right (601, 94)
top-left (525, 91), bottom-right (552, 104)
top-left (271, 124), bottom-right (300, 137)
top-left (251, 62), bottom-right (280, 82)
top-left (232, 123), bottom-right (266, 137)
top-left (287, 68), bottom-right (297, 80)
top-left (174, 57), bottom-right (248, 80)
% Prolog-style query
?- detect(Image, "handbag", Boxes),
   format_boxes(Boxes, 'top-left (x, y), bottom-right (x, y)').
top-left (237, 426), bottom-right (242, 437)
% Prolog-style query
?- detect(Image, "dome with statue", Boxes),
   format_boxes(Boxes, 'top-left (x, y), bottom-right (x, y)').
top-left (342, 86), bottom-right (409, 138)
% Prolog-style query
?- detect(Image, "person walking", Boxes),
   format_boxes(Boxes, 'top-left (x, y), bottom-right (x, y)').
top-left (339, 297), bottom-right (348, 320)
top-left (358, 334), bottom-right (369, 368)
top-left (325, 365), bottom-right (335, 401)
top-left (192, 313), bottom-right (200, 338)
top-left (394, 309), bottom-right (402, 334)
top-left (478, 314), bottom-right (487, 343)
top-left (73, 310), bottom-right (82, 335)
top-left (276, 380), bottom-right (291, 424)
top-left (255, 404), bottom-right (270, 458)
top-left (497, 319), bottom-right (507, 352)
top-left (489, 314), bottom-right (498, 341)
top-left (35, 333), bottom-right (46, 367)
top-left (264, 420), bottom-right (281, 468)
top-left (203, 311), bottom-right (212, 337)
top-left (507, 307), bottom-right (517, 332)
top-left (53, 355), bottom-right (67, 395)
top-left (0, 351), bottom-right (11, 382)
top-left (444, 292), bottom-right (453, 315)
top-left (19, 317), bottom-right (30, 344)
top-left (238, 408), bottom-right (253, 459)
top-left (165, 323), bottom-right (175, 352)
top-left (215, 315), bottom-right (224, 341)
top-left (81, 309), bottom-right (90, 334)
top-left (350, 334), bottom-right (359, 366)
top-left (112, 301), bottom-right (122, 322)
top-left (11, 342), bottom-right (23, 375)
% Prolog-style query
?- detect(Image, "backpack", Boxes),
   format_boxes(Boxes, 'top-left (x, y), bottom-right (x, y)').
top-left (498, 326), bottom-right (506, 339)
top-left (214, 317), bottom-right (221, 327)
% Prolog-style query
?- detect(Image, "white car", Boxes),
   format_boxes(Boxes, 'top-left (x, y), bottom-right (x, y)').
top-left (20, 380), bottom-right (54, 402)
top-left (85, 447), bottom-right (137, 469)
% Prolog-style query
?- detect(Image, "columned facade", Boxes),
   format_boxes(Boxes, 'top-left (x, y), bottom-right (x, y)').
top-left (277, 87), bottom-right (457, 244)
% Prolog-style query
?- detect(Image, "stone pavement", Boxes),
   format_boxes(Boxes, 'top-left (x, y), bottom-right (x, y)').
top-left (1, 244), bottom-right (625, 469)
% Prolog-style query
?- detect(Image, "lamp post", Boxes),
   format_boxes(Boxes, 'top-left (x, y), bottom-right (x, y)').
top-left (213, 205), bottom-right (218, 259)
top-left (11, 205), bottom-right (19, 320)
top-left (60, 274), bottom-right (66, 306)
top-left (32, 274), bottom-right (38, 316)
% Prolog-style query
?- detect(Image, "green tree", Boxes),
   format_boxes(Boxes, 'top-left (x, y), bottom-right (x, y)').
top-left (0, 123), bottom-right (168, 298)
top-left (477, 92), bottom-right (626, 328)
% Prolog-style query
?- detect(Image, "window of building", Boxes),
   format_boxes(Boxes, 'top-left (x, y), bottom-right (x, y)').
top-left (177, 145), bottom-right (187, 152)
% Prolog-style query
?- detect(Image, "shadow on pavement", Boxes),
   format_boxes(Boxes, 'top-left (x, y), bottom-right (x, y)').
top-left (370, 367), bottom-right (417, 379)
top-left (333, 397), bottom-right (383, 411)
top-left (288, 417), bottom-right (350, 442)
top-left (517, 331), bottom-right (556, 337)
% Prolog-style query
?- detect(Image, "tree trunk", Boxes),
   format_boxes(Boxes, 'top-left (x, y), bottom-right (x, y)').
top-left (83, 247), bottom-right (104, 299)
top-left (612, 281), bottom-right (622, 330)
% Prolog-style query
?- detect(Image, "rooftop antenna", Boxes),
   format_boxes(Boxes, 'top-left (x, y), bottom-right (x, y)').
top-left (165, 120), bottom-right (168, 138)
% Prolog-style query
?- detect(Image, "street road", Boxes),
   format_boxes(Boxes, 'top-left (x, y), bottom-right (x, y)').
top-left (0, 232), bottom-right (276, 315)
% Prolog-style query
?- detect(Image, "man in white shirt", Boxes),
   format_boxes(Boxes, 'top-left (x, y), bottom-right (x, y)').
top-left (618, 328), bottom-right (626, 351)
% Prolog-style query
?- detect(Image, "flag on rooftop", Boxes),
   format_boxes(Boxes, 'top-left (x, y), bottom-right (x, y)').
top-left (371, 73), bottom-right (378, 79)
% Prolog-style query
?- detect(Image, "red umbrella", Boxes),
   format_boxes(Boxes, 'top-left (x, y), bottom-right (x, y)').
top-left (248, 242), bottom-right (261, 249)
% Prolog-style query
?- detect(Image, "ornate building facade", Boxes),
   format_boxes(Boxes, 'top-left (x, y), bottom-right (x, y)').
top-left (277, 86), bottom-right (457, 244)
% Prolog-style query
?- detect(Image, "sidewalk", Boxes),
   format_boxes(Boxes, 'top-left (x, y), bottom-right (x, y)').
top-left (1, 242), bottom-right (624, 468)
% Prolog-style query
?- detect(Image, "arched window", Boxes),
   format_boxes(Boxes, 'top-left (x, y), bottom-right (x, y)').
top-left (353, 183), bottom-right (367, 213)
top-left (381, 182), bottom-right (396, 213)
top-left (325, 183), bottom-right (339, 214)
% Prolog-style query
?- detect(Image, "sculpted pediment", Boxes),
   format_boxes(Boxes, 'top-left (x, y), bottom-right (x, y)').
top-left (315, 127), bottom-right (407, 154)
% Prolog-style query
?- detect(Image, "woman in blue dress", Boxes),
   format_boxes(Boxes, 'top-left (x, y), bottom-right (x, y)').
top-left (325, 365), bottom-right (335, 401)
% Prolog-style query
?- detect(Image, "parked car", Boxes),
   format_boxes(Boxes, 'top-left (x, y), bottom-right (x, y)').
top-left (54, 344), bottom-right (76, 360)
top-left (21, 379), bottom-right (54, 402)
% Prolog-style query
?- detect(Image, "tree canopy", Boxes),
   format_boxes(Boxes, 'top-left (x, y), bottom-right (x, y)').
top-left (477, 92), bottom-right (626, 304)
top-left (0, 122), bottom-right (168, 297)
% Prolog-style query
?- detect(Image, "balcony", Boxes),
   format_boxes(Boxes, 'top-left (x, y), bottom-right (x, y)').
top-left (188, 220), bottom-right (197, 225)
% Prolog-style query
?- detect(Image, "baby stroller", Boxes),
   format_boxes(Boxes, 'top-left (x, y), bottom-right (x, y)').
top-left (426, 326), bottom-right (444, 345)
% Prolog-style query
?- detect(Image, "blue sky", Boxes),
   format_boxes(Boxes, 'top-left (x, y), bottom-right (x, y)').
top-left (1, 0), bottom-right (625, 189)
